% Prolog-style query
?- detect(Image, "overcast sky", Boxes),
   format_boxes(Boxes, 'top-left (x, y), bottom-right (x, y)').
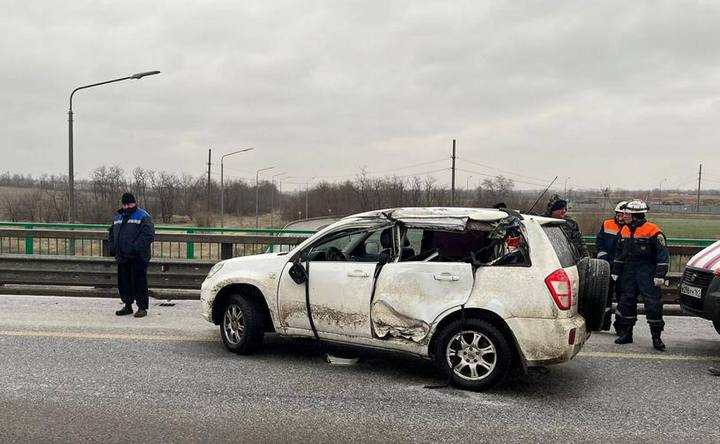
top-left (2, 0), bottom-right (720, 193)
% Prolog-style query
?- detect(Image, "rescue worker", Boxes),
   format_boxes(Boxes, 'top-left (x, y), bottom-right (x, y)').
top-left (108, 193), bottom-right (155, 318)
top-left (611, 199), bottom-right (669, 350)
top-left (596, 201), bottom-right (627, 332)
top-left (544, 194), bottom-right (589, 258)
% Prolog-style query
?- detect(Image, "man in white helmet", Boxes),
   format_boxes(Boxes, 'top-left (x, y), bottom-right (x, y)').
top-left (595, 201), bottom-right (628, 332)
top-left (611, 199), bottom-right (670, 350)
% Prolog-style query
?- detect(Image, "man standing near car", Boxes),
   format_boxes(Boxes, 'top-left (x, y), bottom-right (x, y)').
top-left (545, 194), bottom-right (589, 258)
top-left (612, 199), bottom-right (669, 350)
top-left (108, 193), bottom-right (155, 318)
top-left (596, 201), bottom-right (627, 332)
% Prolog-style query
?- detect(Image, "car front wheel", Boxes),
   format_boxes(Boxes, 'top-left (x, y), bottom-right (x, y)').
top-left (714, 318), bottom-right (720, 336)
top-left (220, 295), bottom-right (264, 354)
top-left (433, 318), bottom-right (511, 391)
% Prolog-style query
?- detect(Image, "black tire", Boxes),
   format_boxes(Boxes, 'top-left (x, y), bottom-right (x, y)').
top-left (578, 258), bottom-right (610, 332)
top-left (219, 294), bottom-right (264, 355)
top-left (714, 319), bottom-right (720, 336)
top-left (432, 318), bottom-right (511, 391)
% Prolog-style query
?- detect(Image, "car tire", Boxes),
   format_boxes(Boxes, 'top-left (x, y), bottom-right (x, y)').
top-left (578, 258), bottom-right (610, 332)
top-left (714, 319), bottom-right (720, 336)
top-left (433, 318), bottom-right (511, 391)
top-left (220, 294), bottom-right (264, 355)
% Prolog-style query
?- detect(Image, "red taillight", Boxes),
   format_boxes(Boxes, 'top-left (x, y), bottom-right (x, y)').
top-left (545, 268), bottom-right (573, 310)
top-left (714, 269), bottom-right (720, 277)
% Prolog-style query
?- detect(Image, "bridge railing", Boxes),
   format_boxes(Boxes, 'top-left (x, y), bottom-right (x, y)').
top-left (0, 222), bottom-right (315, 260)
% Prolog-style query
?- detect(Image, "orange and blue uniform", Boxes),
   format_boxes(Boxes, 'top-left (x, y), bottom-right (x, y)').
top-left (612, 220), bottom-right (669, 330)
top-left (596, 219), bottom-right (622, 263)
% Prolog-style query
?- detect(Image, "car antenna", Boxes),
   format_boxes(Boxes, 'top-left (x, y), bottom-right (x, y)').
top-left (525, 176), bottom-right (558, 214)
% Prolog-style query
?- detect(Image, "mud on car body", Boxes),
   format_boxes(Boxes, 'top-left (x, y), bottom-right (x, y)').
top-left (201, 207), bottom-right (609, 390)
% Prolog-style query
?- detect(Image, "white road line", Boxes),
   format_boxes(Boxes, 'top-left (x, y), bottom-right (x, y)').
top-left (0, 330), bottom-right (216, 342)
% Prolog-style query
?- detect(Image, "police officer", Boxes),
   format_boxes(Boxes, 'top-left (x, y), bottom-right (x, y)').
top-left (611, 199), bottom-right (669, 350)
top-left (108, 193), bottom-right (155, 318)
top-left (596, 201), bottom-right (627, 332)
top-left (545, 194), bottom-right (589, 258)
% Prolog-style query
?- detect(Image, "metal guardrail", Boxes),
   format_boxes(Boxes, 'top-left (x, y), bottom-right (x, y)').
top-left (0, 223), bottom-right (714, 299)
top-left (0, 226), bottom-right (311, 260)
top-left (0, 254), bottom-right (213, 289)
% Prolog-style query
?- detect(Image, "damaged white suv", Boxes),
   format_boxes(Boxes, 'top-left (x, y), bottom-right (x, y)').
top-left (201, 208), bottom-right (608, 390)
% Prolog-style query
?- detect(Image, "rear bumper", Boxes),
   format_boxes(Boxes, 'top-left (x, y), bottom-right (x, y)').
top-left (506, 315), bottom-right (587, 366)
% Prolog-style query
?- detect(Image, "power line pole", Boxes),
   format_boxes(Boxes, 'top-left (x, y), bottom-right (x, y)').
top-left (697, 163), bottom-right (702, 214)
top-left (207, 149), bottom-right (212, 217)
top-left (450, 139), bottom-right (456, 206)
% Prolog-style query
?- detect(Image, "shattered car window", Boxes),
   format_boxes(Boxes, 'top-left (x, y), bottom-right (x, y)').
top-left (400, 215), bottom-right (529, 266)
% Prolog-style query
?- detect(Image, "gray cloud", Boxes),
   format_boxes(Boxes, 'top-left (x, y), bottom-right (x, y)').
top-left (1, 0), bottom-right (719, 192)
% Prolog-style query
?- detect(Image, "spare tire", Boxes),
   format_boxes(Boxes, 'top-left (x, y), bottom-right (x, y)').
top-left (577, 257), bottom-right (610, 331)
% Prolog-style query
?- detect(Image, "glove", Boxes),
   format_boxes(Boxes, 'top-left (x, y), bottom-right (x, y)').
top-left (653, 278), bottom-right (665, 287)
top-left (611, 274), bottom-right (618, 281)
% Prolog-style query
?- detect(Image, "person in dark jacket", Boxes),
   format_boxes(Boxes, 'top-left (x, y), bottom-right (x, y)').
top-left (108, 193), bottom-right (155, 317)
top-left (596, 201), bottom-right (627, 332)
top-left (544, 194), bottom-right (589, 259)
top-left (611, 199), bottom-right (669, 350)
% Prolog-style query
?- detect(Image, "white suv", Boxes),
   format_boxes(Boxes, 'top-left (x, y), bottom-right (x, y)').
top-left (201, 207), bottom-right (607, 390)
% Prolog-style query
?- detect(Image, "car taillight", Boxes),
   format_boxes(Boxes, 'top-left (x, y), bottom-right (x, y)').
top-left (545, 268), bottom-right (572, 310)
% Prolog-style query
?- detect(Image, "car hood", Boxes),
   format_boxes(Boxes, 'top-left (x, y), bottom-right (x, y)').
top-left (687, 240), bottom-right (720, 272)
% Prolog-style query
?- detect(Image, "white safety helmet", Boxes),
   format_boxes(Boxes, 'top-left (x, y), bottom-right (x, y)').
top-left (614, 201), bottom-right (628, 213)
top-left (623, 199), bottom-right (649, 214)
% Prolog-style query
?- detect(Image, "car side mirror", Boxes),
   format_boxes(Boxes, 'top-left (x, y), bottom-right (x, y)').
top-left (289, 262), bottom-right (308, 284)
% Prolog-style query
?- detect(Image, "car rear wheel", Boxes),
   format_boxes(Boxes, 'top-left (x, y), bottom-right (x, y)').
top-left (433, 318), bottom-right (511, 391)
top-left (713, 319), bottom-right (720, 336)
top-left (220, 294), bottom-right (264, 354)
top-left (578, 258), bottom-right (611, 331)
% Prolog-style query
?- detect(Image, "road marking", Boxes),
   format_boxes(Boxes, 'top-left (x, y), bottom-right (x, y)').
top-left (579, 351), bottom-right (719, 362)
top-left (0, 330), bottom-right (216, 342)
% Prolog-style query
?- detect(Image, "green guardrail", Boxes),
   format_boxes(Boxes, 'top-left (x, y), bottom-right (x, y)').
top-left (581, 236), bottom-right (715, 247)
top-left (0, 221), bottom-right (317, 257)
top-left (1, 221), bottom-right (715, 256)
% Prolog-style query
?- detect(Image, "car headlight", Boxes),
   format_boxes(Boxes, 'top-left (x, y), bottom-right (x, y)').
top-left (207, 262), bottom-right (224, 279)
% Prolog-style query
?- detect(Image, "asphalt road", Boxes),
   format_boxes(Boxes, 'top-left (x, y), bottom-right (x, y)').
top-left (1, 295), bottom-right (719, 444)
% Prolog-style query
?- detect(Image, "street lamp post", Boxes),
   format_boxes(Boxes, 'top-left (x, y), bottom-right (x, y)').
top-left (255, 166), bottom-right (275, 228)
top-left (220, 148), bottom-right (255, 228)
top-left (68, 70), bottom-right (160, 223)
top-left (270, 172), bottom-right (286, 228)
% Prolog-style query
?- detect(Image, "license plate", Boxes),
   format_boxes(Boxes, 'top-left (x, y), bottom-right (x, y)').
top-left (681, 284), bottom-right (702, 298)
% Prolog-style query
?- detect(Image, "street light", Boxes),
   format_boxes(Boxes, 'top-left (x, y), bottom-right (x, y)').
top-left (68, 70), bottom-right (161, 223)
top-left (270, 172), bottom-right (286, 228)
top-left (255, 166), bottom-right (275, 228)
top-left (220, 147), bottom-right (255, 228)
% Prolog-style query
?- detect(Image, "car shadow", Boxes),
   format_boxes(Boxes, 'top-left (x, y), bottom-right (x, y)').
top-left (192, 333), bottom-right (595, 396)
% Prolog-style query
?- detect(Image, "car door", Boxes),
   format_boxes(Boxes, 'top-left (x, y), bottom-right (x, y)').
top-left (277, 223), bottom-right (389, 339)
top-left (371, 261), bottom-right (475, 343)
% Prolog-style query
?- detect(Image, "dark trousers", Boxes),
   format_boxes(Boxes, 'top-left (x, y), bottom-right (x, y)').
top-left (117, 259), bottom-right (149, 310)
top-left (617, 263), bottom-right (664, 330)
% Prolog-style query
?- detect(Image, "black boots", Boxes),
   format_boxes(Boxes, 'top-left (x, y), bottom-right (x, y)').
top-left (116, 305), bottom-right (133, 316)
top-left (134, 309), bottom-right (147, 318)
top-left (651, 326), bottom-right (665, 351)
top-left (614, 326), bottom-right (633, 344)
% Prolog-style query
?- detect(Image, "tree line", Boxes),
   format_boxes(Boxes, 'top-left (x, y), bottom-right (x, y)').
top-left (0, 167), bottom-right (533, 226)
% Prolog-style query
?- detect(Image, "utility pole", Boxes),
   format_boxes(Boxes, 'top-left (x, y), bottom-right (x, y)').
top-left (697, 163), bottom-right (702, 214)
top-left (207, 149), bottom-right (212, 217)
top-left (305, 180), bottom-right (310, 219)
top-left (451, 139), bottom-right (456, 206)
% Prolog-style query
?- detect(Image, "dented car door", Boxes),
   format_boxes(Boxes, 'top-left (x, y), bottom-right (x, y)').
top-left (371, 262), bottom-right (475, 343)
